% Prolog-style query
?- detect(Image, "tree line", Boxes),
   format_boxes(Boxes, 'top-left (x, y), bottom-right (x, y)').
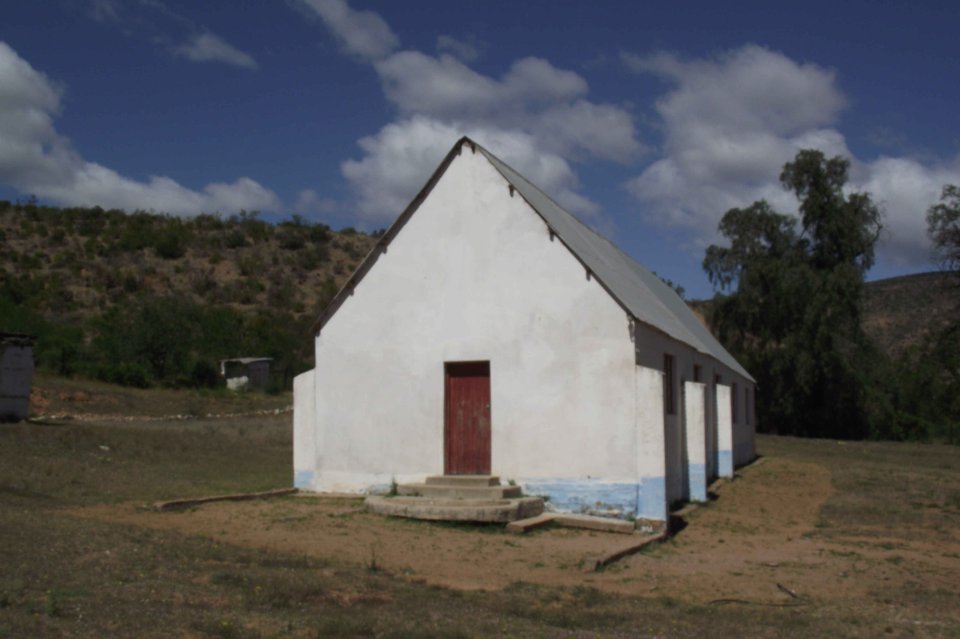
top-left (704, 150), bottom-right (960, 442)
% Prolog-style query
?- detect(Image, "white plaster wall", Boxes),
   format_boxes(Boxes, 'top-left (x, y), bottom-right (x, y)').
top-left (634, 364), bottom-right (667, 521)
top-left (292, 369), bottom-right (316, 488)
top-left (683, 381), bottom-right (707, 502)
top-left (308, 148), bottom-right (639, 493)
top-left (716, 384), bottom-right (734, 477)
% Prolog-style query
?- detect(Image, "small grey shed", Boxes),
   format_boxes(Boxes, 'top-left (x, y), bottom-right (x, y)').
top-left (220, 357), bottom-right (273, 390)
top-left (0, 332), bottom-right (36, 422)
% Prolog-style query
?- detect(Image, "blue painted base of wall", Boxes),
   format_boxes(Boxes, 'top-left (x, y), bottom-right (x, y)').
top-left (523, 477), bottom-right (667, 521)
top-left (639, 476), bottom-right (666, 521)
top-left (294, 469), bottom-right (314, 489)
top-left (718, 449), bottom-right (733, 477)
top-left (688, 463), bottom-right (707, 502)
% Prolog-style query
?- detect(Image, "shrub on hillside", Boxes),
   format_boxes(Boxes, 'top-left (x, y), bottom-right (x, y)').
top-left (154, 228), bottom-right (187, 259)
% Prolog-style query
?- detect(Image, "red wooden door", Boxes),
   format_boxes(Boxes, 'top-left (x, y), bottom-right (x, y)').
top-left (444, 361), bottom-right (491, 475)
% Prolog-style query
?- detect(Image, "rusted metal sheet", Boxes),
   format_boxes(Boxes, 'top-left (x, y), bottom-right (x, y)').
top-left (444, 361), bottom-right (491, 475)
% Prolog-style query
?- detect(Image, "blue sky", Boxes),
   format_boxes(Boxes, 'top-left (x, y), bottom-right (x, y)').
top-left (2, 1), bottom-right (959, 298)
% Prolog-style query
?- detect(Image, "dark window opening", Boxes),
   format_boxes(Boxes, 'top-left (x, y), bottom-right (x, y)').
top-left (732, 382), bottom-right (739, 422)
top-left (664, 354), bottom-right (676, 415)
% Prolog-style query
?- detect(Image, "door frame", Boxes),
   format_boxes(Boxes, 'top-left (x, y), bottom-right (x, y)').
top-left (443, 360), bottom-right (492, 475)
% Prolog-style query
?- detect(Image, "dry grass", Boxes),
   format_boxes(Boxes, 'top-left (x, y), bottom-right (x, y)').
top-left (2, 408), bottom-right (959, 638)
top-left (30, 372), bottom-right (292, 419)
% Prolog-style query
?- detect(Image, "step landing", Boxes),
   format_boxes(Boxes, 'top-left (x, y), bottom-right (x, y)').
top-left (398, 483), bottom-right (521, 500)
top-left (366, 475), bottom-right (543, 523)
top-left (365, 495), bottom-right (544, 523)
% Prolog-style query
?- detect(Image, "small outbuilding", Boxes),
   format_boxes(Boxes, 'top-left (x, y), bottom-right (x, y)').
top-left (220, 357), bottom-right (272, 391)
top-left (294, 137), bottom-right (756, 529)
top-left (0, 332), bottom-right (36, 422)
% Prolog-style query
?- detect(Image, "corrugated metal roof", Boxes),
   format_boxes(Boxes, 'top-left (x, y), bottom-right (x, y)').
top-left (475, 142), bottom-right (753, 381)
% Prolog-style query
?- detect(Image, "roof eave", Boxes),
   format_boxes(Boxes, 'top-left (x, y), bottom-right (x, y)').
top-left (310, 137), bottom-right (475, 335)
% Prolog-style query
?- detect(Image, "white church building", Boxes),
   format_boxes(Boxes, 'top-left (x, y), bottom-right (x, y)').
top-left (294, 137), bottom-right (755, 526)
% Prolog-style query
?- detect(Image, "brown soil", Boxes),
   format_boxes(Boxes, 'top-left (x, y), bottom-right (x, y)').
top-left (68, 454), bottom-right (960, 611)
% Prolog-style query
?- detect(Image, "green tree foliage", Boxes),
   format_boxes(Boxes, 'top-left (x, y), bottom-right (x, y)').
top-left (88, 296), bottom-right (315, 389)
top-left (905, 185), bottom-right (960, 442)
top-left (928, 185), bottom-right (960, 274)
top-left (704, 150), bottom-right (884, 439)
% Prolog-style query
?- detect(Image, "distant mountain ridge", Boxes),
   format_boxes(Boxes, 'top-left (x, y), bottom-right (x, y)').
top-left (690, 271), bottom-right (958, 359)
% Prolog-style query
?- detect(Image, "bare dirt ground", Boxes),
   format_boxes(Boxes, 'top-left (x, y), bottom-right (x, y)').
top-left (71, 451), bottom-right (959, 619)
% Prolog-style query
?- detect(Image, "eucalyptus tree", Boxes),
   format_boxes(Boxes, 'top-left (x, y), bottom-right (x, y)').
top-left (704, 150), bottom-right (883, 439)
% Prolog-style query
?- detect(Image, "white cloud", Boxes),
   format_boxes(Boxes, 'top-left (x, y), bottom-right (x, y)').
top-left (341, 116), bottom-right (596, 223)
top-left (300, 0), bottom-right (399, 60)
top-left (623, 45), bottom-right (960, 266)
top-left (533, 100), bottom-right (641, 163)
top-left (860, 156), bottom-right (960, 265)
top-left (376, 52), bottom-right (501, 121)
top-left (375, 53), bottom-right (590, 122)
top-left (85, 1), bottom-right (259, 70)
top-left (295, 189), bottom-right (337, 216)
top-left (88, 0), bottom-right (122, 23)
top-left (299, 2), bottom-right (643, 229)
top-left (436, 35), bottom-right (480, 63)
top-left (333, 44), bottom-right (641, 224)
top-left (173, 32), bottom-right (258, 70)
top-left (0, 41), bottom-right (279, 215)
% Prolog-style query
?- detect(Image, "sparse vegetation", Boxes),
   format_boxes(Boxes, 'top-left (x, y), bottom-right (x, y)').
top-left (1, 402), bottom-right (958, 637)
top-left (0, 201), bottom-right (375, 389)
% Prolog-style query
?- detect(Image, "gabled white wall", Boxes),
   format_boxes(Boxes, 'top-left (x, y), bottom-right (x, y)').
top-left (300, 148), bottom-right (650, 511)
top-left (293, 145), bottom-right (756, 521)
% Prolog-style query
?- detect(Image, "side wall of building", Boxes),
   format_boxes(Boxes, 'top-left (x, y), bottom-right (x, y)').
top-left (634, 324), bottom-right (755, 504)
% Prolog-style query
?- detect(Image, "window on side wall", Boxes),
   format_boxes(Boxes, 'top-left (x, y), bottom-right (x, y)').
top-left (664, 354), bottom-right (676, 415)
top-left (746, 387), bottom-right (752, 425)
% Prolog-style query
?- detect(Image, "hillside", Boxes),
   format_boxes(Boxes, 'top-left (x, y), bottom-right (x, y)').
top-left (690, 271), bottom-right (958, 359)
top-left (862, 271), bottom-right (959, 356)
top-left (0, 201), bottom-right (376, 323)
top-left (3, 198), bottom-right (956, 388)
top-left (0, 201), bottom-right (376, 387)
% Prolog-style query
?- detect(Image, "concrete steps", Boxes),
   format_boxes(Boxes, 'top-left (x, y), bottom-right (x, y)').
top-left (398, 474), bottom-right (521, 499)
top-left (365, 475), bottom-right (543, 523)
top-left (365, 495), bottom-right (543, 523)
top-left (398, 482), bottom-right (522, 500)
